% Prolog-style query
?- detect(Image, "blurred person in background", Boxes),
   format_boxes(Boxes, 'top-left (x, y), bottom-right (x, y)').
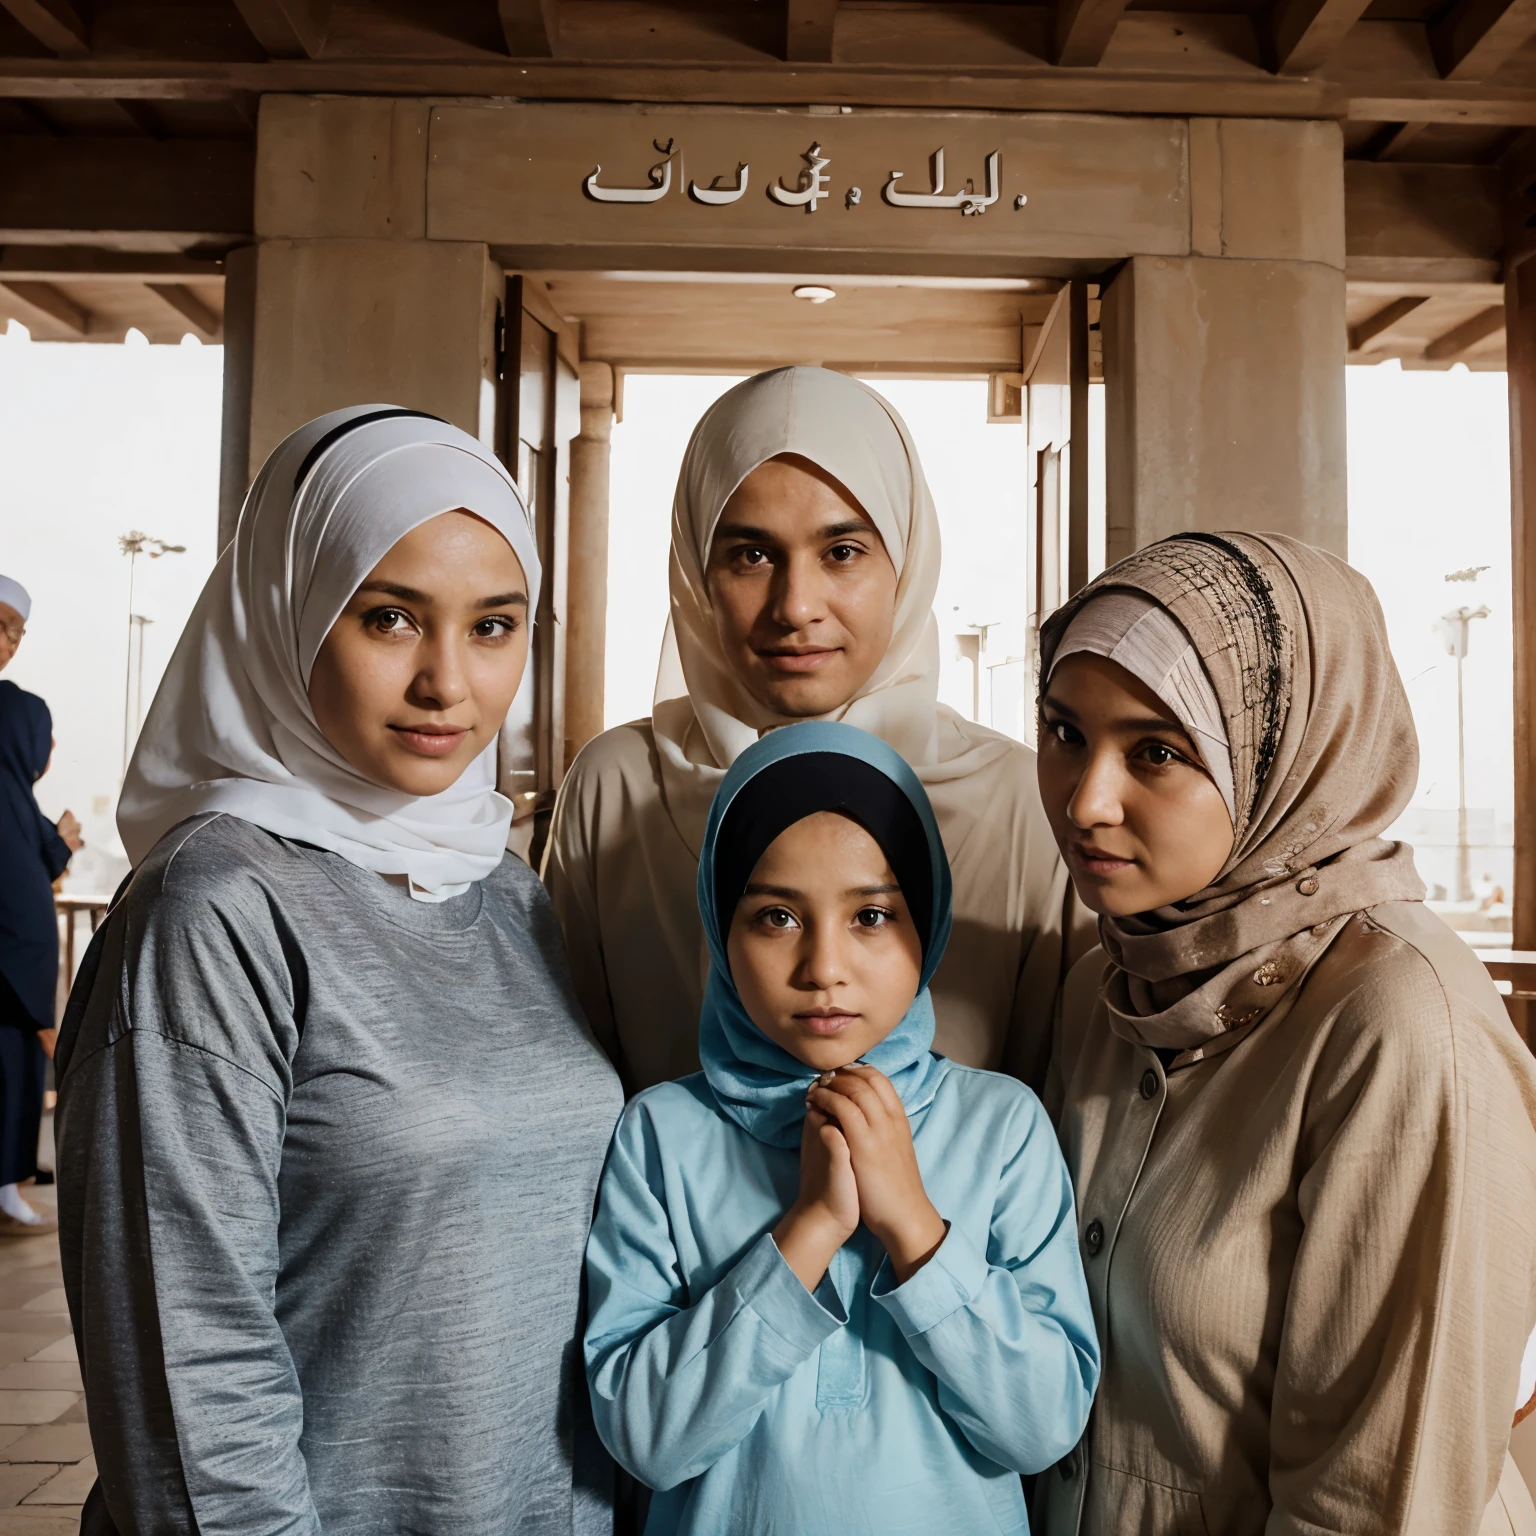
top-left (0, 574), bottom-right (83, 1236)
top-left (0, 573), bottom-right (27, 673)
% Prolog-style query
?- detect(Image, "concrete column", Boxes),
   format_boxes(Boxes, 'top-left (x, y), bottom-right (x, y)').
top-left (241, 96), bottom-right (501, 478)
top-left (1103, 119), bottom-right (1348, 559)
top-left (565, 361), bottom-right (615, 765)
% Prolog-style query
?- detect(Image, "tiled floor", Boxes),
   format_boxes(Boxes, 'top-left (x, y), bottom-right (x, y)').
top-left (0, 1178), bottom-right (89, 1535)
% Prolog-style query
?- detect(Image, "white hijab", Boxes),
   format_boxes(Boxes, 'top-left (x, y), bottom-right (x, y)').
top-left (118, 406), bottom-right (541, 895)
top-left (653, 366), bottom-right (1013, 851)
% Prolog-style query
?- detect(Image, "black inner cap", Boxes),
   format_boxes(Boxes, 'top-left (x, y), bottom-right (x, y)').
top-left (713, 752), bottom-right (933, 955)
top-left (292, 408), bottom-right (447, 494)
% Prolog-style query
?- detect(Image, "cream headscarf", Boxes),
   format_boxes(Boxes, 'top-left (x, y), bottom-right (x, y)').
top-left (1039, 531), bottom-right (1425, 1056)
top-left (118, 405), bottom-right (541, 895)
top-left (653, 366), bottom-right (1013, 851)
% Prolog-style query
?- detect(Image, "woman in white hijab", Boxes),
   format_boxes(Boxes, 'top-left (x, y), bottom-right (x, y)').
top-left (55, 406), bottom-right (622, 1536)
top-left (545, 367), bottom-right (1083, 1092)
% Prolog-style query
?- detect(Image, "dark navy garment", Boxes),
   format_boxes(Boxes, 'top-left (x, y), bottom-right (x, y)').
top-left (0, 681), bottom-right (69, 1030)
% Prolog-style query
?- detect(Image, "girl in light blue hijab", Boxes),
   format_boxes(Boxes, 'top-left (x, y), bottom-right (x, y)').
top-left (584, 720), bottom-right (1098, 1535)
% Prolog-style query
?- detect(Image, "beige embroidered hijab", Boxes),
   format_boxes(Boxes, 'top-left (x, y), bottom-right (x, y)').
top-left (653, 366), bottom-right (1013, 852)
top-left (1039, 531), bottom-right (1425, 1056)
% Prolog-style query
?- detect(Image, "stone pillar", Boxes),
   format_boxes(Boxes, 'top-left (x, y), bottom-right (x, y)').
top-left (565, 361), bottom-right (615, 765)
top-left (1102, 119), bottom-right (1348, 560)
top-left (241, 96), bottom-right (501, 477)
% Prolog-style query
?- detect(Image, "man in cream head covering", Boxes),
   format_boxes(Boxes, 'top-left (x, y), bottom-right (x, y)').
top-left (544, 365), bottom-right (1088, 1092)
top-left (0, 575), bottom-right (29, 675)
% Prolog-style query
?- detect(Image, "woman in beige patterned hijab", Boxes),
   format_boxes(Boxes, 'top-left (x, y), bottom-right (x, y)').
top-left (1033, 531), bottom-right (1536, 1536)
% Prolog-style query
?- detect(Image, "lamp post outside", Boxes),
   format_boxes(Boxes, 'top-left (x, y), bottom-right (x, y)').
top-left (118, 531), bottom-right (185, 775)
top-left (1437, 601), bottom-right (1491, 903)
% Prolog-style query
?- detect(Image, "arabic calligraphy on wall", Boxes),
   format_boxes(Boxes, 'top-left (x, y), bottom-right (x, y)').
top-left (584, 139), bottom-right (1026, 217)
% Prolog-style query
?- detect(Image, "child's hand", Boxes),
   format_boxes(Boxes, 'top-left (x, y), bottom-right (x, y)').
top-left (808, 1065), bottom-right (947, 1283)
top-left (772, 1104), bottom-right (858, 1293)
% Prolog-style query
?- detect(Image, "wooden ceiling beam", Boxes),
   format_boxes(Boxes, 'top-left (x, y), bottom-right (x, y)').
top-left (1348, 293), bottom-right (1429, 349)
top-left (1346, 162), bottom-right (1503, 283)
top-left (1429, 0), bottom-right (1536, 79)
top-left (0, 135), bottom-right (254, 246)
top-left (499, 0), bottom-right (560, 57)
top-left (0, 247), bottom-right (224, 279)
top-left (145, 281), bottom-right (219, 338)
top-left (0, 20), bottom-right (1534, 124)
top-left (0, 0), bottom-right (87, 58)
top-left (786, 0), bottom-right (838, 63)
top-left (1266, 0), bottom-right (1375, 75)
top-left (0, 277), bottom-right (87, 333)
top-left (0, 59), bottom-right (1338, 119)
top-left (1052, 0), bottom-right (1133, 67)
top-left (1424, 303), bottom-right (1506, 357)
top-left (230, 0), bottom-right (328, 61)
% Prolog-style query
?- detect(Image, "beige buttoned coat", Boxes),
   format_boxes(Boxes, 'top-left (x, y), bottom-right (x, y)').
top-left (1040, 901), bottom-right (1536, 1536)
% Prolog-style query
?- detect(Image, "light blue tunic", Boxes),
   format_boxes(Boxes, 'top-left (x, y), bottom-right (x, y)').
top-left (584, 1061), bottom-right (1099, 1535)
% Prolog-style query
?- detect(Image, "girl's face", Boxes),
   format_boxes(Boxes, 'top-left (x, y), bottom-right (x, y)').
top-left (308, 510), bottom-right (530, 796)
top-left (704, 454), bottom-right (898, 720)
top-left (1037, 652), bottom-right (1235, 917)
top-left (727, 810), bottom-right (923, 1072)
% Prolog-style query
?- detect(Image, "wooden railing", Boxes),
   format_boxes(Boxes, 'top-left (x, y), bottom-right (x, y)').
top-left (55, 894), bottom-right (113, 985)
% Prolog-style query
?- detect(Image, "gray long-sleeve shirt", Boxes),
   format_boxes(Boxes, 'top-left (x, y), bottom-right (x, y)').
top-left (55, 812), bottom-right (624, 1535)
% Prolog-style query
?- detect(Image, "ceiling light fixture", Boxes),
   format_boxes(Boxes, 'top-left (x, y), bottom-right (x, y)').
top-left (792, 284), bottom-right (837, 304)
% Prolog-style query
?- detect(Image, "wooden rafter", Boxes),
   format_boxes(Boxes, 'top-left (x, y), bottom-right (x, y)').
top-left (499, 0), bottom-right (560, 57)
top-left (1370, 121), bottom-right (1431, 160)
top-left (0, 277), bottom-right (87, 333)
top-left (146, 282), bottom-right (220, 339)
top-left (1053, 0), bottom-right (1133, 68)
top-left (1349, 295), bottom-right (1429, 350)
top-left (0, 248), bottom-right (223, 279)
top-left (230, 0), bottom-right (328, 61)
top-left (114, 99), bottom-right (165, 138)
top-left (786, 0), bottom-right (838, 63)
top-left (1430, 0), bottom-right (1536, 80)
top-left (1424, 304), bottom-right (1506, 358)
top-left (11, 99), bottom-right (58, 134)
top-left (0, 0), bottom-right (87, 58)
top-left (1266, 0), bottom-right (1376, 75)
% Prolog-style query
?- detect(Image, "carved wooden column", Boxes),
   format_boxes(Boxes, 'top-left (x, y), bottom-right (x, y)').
top-left (564, 360), bottom-right (615, 766)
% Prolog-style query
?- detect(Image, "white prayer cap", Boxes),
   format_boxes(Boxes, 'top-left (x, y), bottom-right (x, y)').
top-left (0, 576), bottom-right (30, 622)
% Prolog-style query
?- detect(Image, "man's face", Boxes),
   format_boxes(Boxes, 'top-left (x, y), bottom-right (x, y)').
top-left (702, 456), bottom-right (898, 719)
top-left (0, 603), bottom-right (24, 674)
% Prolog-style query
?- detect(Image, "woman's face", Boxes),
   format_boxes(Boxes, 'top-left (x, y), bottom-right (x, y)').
top-left (704, 454), bottom-right (898, 719)
top-left (1037, 653), bottom-right (1235, 917)
top-left (308, 511), bottom-right (530, 796)
top-left (726, 810), bottom-right (923, 1072)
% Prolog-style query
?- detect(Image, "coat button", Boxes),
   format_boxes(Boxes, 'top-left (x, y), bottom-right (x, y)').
top-left (1058, 1450), bottom-right (1077, 1480)
top-left (1084, 1218), bottom-right (1104, 1256)
top-left (1140, 1068), bottom-right (1159, 1100)
top-left (1296, 876), bottom-right (1319, 896)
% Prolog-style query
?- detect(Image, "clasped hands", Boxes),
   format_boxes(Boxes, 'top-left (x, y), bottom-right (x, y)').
top-left (772, 1064), bottom-right (947, 1293)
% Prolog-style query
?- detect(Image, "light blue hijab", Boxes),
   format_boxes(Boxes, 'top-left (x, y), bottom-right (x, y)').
top-left (697, 721), bottom-right (954, 1149)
